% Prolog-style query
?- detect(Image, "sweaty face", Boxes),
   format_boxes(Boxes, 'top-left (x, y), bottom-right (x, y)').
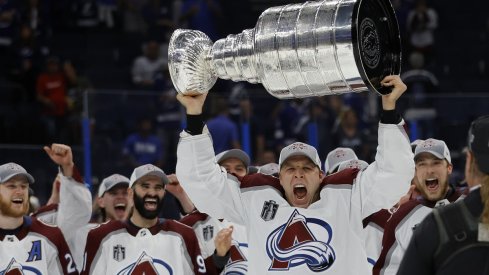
top-left (132, 176), bottom-right (165, 220)
top-left (415, 153), bottom-right (452, 202)
top-left (279, 156), bottom-right (323, 208)
top-left (99, 185), bottom-right (130, 221)
top-left (220, 158), bottom-right (247, 177)
top-left (0, 176), bottom-right (30, 218)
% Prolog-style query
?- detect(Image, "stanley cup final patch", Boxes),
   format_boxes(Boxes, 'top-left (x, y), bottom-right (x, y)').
top-left (203, 225), bottom-right (214, 241)
top-left (261, 200), bottom-right (279, 221)
top-left (113, 245), bottom-right (126, 262)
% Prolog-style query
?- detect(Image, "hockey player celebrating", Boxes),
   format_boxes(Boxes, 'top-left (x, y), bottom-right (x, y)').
top-left (0, 162), bottom-right (78, 274)
top-left (175, 75), bottom-right (414, 274)
top-left (81, 164), bottom-right (207, 274)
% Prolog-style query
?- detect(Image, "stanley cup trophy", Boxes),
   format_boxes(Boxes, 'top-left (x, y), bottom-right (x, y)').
top-left (168, 0), bottom-right (401, 99)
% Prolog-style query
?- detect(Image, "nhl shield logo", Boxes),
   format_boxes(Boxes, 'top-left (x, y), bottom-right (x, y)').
top-left (113, 244), bottom-right (126, 262)
top-left (261, 200), bottom-right (279, 221)
top-left (203, 225), bottom-right (214, 241)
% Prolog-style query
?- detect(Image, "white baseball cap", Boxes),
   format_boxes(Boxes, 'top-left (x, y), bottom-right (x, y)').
top-left (129, 164), bottom-right (169, 188)
top-left (0, 163), bottom-right (35, 184)
top-left (414, 138), bottom-right (451, 164)
top-left (324, 148), bottom-right (358, 174)
top-left (98, 174), bottom-right (130, 197)
top-left (258, 163), bottom-right (280, 176)
top-left (216, 149), bottom-right (250, 169)
top-left (279, 142), bottom-right (321, 169)
top-left (337, 159), bottom-right (369, 172)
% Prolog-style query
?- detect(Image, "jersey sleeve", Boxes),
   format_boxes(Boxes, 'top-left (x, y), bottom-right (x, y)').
top-left (176, 131), bottom-right (247, 224)
top-left (57, 167), bottom-right (93, 258)
top-left (352, 120), bottom-right (414, 219)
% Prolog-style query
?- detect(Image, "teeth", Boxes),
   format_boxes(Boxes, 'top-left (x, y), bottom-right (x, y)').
top-left (145, 198), bottom-right (157, 203)
top-left (12, 199), bottom-right (23, 202)
top-left (115, 203), bottom-right (126, 208)
top-left (294, 184), bottom-right (305, 189)
top-left (427, 178), bottom-right (436, 181)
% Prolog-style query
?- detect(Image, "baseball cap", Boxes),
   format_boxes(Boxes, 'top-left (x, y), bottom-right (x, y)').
top-left (414, 138), bottom-right (451, 164)
top-left (258, 163), bottom-right (280, 176)
top-left (411, 139), bottom-right (424, 153)
top-left (337, 159), bottom-right (369, 172)
top-left (279, 142), bottom-right (321, 169)
top-left (98, 174), bottom-right (130, 197)
top-left (468, 115), bottom-right (489, 173)
top-left (216, 149), bottom-right (250, 169)
top-left (129, 164), bottom-right (169, 188)
top-left (0, 163), bottom-right (35, 184)
top-left (324, 148), bottom-right (358, 174)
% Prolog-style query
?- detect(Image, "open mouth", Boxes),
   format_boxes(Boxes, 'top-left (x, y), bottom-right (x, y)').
top-left (114, 203), bottom-right (126, 213)
top-left (293, 184), bottom-right (307, 200)
top-left (425, 178), bottom-right (439, 192)
top-left (11, 198), bottom-right (24, 205)
top-left (144, 198), bottom-right (158, 211)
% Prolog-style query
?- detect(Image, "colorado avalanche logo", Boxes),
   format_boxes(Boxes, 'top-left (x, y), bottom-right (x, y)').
top-left (223, 242), bottom-right (248, 275)
top-left (266, 210), bottom-right (336, 272)
top-left (117, 252), bottom-right (173, 275)
top-left (1, 258), bottom-right (42, 275)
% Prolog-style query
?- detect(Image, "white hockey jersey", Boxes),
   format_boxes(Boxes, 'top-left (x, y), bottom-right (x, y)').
top-left (176, 122), bottom-right (414, 274)
top-left (81, 219), bottom-right (207, 275)
top-left (0, 216), bottom-right (78, 274)
top-left (373, 188), bottom-right (466, 275)
top-left (180, 212), bottom-right (248, 274)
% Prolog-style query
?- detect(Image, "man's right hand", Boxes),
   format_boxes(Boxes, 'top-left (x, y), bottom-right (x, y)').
top-left (176, 92), bottom-right (208, 115)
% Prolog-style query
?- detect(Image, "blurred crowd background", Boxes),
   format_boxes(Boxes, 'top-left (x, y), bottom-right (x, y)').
top-left (1, 0), bottom-right (488, 205)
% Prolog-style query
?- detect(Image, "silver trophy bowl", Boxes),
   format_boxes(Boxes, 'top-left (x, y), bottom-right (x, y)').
top-left (168, 0), bottom-right (401, 99)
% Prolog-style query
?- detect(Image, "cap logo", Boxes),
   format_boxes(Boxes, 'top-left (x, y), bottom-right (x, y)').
top-left (289, 143), bottom-right (307, 151)
top-left (6, 163), bottom-right (21, 171)
top-left (334, 150), bottom-right (347, 159)
top-left (421, 139), bottom-right (436, 148)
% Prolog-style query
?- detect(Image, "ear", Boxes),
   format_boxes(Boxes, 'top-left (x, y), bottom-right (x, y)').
top-left (447, 162), bottom-right (453, 175)
top-left (128, 187), bottom-right (134, 201)
top-left (96, 196), bottom-right (105, 208)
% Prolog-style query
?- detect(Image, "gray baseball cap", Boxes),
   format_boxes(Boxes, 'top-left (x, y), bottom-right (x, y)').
top-left (324, 147), bottom-right (358, 174)
top-left (0, 163), bottom-right (35, 184)
top-left (414, 138), bottom-right (451, 164)
top-left (98, 174), bottom-right (130, 197)
top-left (468, 115), bottom-right (489, 173)
top-left (216, 149), bottom-right (250, 169)
top-left (279, 142), bottom-right (321, 169)
top-left (129, 164), bottom-right (169, 188)
top-left (337, 159), bottom-right (369, 172)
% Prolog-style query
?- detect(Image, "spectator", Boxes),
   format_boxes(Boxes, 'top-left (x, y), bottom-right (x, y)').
top-left (36, 56), bottom-right (78, 143)
top-left (122, 117), bottom-right (164, 168)
top-left (406, 0), bottom-right (438, 66)
top-left (97, 0), bottom-right (118, 29)
top-left (207, 97), bottom-right (241, 154)
top-left (10, 24), bottom-right (48, 102)
top-left (0, 0), bottom-right (18, 74)
top-left (120, 0), bottom-right (147, 33)
top-left (131, 39), bottom-right (167, 90)
top-left (142, 0), bottom-right (177, 41)
top-left (179, 0), bottom-right (222, 41)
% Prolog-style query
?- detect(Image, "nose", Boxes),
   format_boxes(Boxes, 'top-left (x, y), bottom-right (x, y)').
top-left (294, 169), bottom-right (305, 178)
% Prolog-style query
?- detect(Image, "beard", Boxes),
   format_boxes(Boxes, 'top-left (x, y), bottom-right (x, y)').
top-left (133, 192), bottom-right (164, 220)
top-left (0, 194), bottom-right (29, 218)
